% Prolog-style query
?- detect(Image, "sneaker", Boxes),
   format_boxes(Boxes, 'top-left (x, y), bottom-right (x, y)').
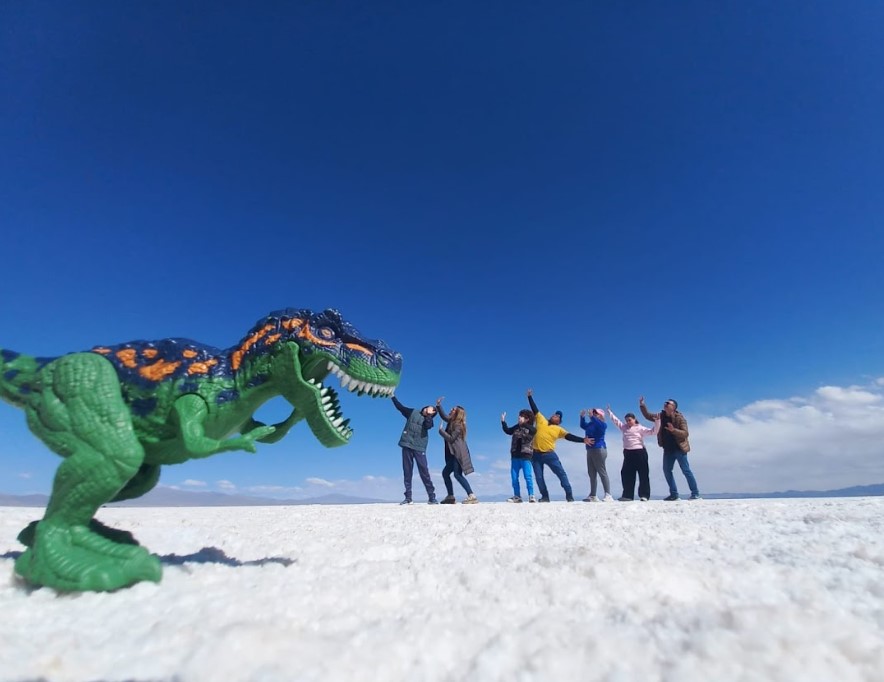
top-left (462, 493), bottom-right (479, 504)
top-left (583, 496), bottom-right (598, 502)
top-left (566, 494), bottom-right (575, 502)
top-left (440, 495), bottom-right (456, 504)
top-left (603, 494), bottom-right (614, 502)
top-left (507, 496), bottom-right (523, 503)
top-left (664, 494), bottom-right (679, 501)
top-left (640, 497), bottom-right (649, 502)
top-left (528, 495), bottom-right (537, 503)
top-left (538, 496), bottom-right (551, 503)
top-left (617, 496), bottom-right (634, 501)
top-left (428, 498), bottom-right (439, 505)
top-left (399, 499), bottom-right (413, 505)
top-left (689, 494), bottom-right (702, 500)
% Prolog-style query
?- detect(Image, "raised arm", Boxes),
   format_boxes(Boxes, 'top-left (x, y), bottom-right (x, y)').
top-left (607, 407), bottom-right (625, 431)
top-left (391, 395), bottom-right (412, 419)
top-left (436, 397), bottom-right (449, 423)
top-left (639, 396), bottom-right (659, 423)
top-left (527, 389), bottom-right (539, 415)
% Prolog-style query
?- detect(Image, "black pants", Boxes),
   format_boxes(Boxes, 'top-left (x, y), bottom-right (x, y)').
top-left (620, 447), bottom-right (650, 500)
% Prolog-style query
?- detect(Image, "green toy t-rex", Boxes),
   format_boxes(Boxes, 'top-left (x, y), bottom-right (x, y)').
top-left (0, 308), bottom-right (401, 592)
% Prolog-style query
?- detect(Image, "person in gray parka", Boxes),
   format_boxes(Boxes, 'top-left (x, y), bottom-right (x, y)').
top-left (391, 394), bottom-right (439, 504)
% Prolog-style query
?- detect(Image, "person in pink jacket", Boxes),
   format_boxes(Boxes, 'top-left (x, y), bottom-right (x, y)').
top-left (608, 405), bottom-right (659, 501)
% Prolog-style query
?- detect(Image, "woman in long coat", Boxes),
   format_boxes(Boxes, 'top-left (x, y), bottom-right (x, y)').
top-left (436, 398), bottom-right (478, 504)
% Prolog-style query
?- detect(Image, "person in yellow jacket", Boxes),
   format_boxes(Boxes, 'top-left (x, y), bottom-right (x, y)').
top-left (526, 389), bottom-right (589, 502)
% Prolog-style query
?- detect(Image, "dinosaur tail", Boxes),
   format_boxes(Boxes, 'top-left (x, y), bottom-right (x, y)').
top-left (0, 349), bottom-right (43, 408)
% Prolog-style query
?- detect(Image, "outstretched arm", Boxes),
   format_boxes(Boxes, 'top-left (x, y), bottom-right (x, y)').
top-left (173, 395), bottom-right (275, 457)
top-left (564, 432), bottom-right (585, 444)
top-left (436, 396), bottom-right (449, 423)
top-left (391, 395), bottom-right (412, 419)
top-left (241, 409), bottom-right (304, 444)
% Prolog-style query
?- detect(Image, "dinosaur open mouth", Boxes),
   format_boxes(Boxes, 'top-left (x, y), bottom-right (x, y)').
top-left (325, 360), bottom-right (396, 397)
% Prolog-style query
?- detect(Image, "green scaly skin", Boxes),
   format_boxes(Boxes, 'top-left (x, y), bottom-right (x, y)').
top-left (0, 308), bottom-right (402, 592)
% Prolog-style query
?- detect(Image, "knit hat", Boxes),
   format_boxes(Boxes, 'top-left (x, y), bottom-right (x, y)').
top-left (592, 407), bottom-right (605, 417)
top-left (553, 410), bottom-right (563, 420)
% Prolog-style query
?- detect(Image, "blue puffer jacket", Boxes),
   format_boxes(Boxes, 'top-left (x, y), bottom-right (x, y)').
top-left (579, 415), bottom-right (607, 449)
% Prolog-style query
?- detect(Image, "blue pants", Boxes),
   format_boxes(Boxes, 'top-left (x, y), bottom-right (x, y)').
top-left (443, 454), bottom-right (473, 496)
top-left (511, 458), bottom-right (534, 497)
top-left (402, 447), bottom-right (436, 501)
top-left (663, 450), bottom-right (699, 497)
top-left (532, 450), bottom-right (573, 499)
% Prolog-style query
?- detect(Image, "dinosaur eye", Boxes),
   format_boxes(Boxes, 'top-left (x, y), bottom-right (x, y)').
top-left (319, 327), bottom-right (335, 339)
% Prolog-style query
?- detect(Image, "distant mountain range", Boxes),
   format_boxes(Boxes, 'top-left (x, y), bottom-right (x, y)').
top-left (0, 488), bottom-right (390, 508)
top-left (2, 483), bottom-right (884, 507)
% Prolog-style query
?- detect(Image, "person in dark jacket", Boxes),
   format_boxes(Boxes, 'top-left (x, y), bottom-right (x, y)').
top-left (501, 408), bottom-right (537, 502)
top-left (436, 397), bottom-right (478, 504)
top-left (391, 395), bottom-right (438, 505)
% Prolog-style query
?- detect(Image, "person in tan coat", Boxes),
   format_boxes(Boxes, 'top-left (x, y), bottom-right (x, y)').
top-left (640, 396), bottom-right (701, 500)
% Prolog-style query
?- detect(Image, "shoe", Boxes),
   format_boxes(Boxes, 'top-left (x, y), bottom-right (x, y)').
top-left (428, 498), bottom-right (439, 505)
top-left (462, 493), bottom-right (479, 504)
top-left (617, 496), bottom-right (633, 501)
top-left (507, 496), bottom-right (523, 503)
top-left (603, 494), bottom-right (614, 502)
top-left (440, 495), bottom-right (456, 504)
top-left (538, 496), bottom-right (551, 503)
top-left (640, 497), bottom-right (649, 502)
top-left (528, 495), bottom-right (537, 503)
top-left (689, 494), bottom-right (702, 500)
top-left (664, 494), bottom-right (679, 501)
top-left (566, 494), bottom-right (575, 502)
top-left (583, 496), bottom-right (598, 502)
top-left (399, 499), bottom-right (413, 505)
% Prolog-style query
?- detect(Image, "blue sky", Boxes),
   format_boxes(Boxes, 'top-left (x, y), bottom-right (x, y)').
top-left (2, 2), bottom-right (883, 501)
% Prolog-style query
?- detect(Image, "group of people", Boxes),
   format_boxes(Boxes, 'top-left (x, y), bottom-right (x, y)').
top-left (391, 390), bottom-right (701, 505)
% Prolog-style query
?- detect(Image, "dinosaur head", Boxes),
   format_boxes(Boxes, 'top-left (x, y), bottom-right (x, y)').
top-left (237, 308), bottom-right (402, 448)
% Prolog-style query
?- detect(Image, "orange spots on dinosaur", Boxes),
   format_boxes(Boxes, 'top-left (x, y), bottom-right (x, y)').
top-left (92, 347), bottom-right (111, 355)
top-left (142, 348), bottom-right (158, 359)
top-left (265, 333), bottom-right (282, 345)
top-left (116, 349), bottom-right (138, 368)
top-left (187, 358), bottom-right (218, 375)
top-left (282, 318), bottom-right (303, 331)
top-left (231, 324), bottom-right (275, 370)
top-left (138, 359), bottom-right (182, 382)
top-left (345, 342), bottom-right (374, 356)
top-left (182, 349), bottom-right (198, 359)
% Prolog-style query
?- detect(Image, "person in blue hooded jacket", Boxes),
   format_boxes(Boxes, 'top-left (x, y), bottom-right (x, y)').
top-left (580, 407), bottom-right (613, 502)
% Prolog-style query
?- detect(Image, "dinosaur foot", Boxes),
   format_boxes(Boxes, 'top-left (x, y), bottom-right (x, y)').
top-left (17, 518), bottom-right (140, 548)
top-left (14, 520), bottom-right (161, 592)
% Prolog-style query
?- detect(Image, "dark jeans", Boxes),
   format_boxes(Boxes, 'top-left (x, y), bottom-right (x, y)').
top-left (442, 454), bottom-right (472, 496)
top-left (402, 447), bottom-right (435, 501)
top-left (532, 450), bottom-right (573, 499)
top-left (620, 447), bottom-right (650, 500)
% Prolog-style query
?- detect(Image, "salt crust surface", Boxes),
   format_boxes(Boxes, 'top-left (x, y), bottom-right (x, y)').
top-left (1, 498), bottom-right (883, 682)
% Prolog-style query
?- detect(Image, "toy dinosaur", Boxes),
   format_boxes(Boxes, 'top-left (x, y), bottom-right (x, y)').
top-left (0, 308), bottom-right (402, 592)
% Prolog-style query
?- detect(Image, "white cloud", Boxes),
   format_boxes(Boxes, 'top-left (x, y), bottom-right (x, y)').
top-left (17, 472), bottom-right (31, 479)
top-left (247, 485), bottom-right (303, 495)
top-left (182, 479), bottom-right (207, 487)
top-left (306, 477), bottom-right (335, 488)
top-left (216, 480), bottom-right (236, 492)
top-left (691, 381), bottom-right (884, 493)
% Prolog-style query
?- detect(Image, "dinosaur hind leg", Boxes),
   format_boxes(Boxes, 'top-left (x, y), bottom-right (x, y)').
top-left (14, 353), bottom-right (162, 591)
